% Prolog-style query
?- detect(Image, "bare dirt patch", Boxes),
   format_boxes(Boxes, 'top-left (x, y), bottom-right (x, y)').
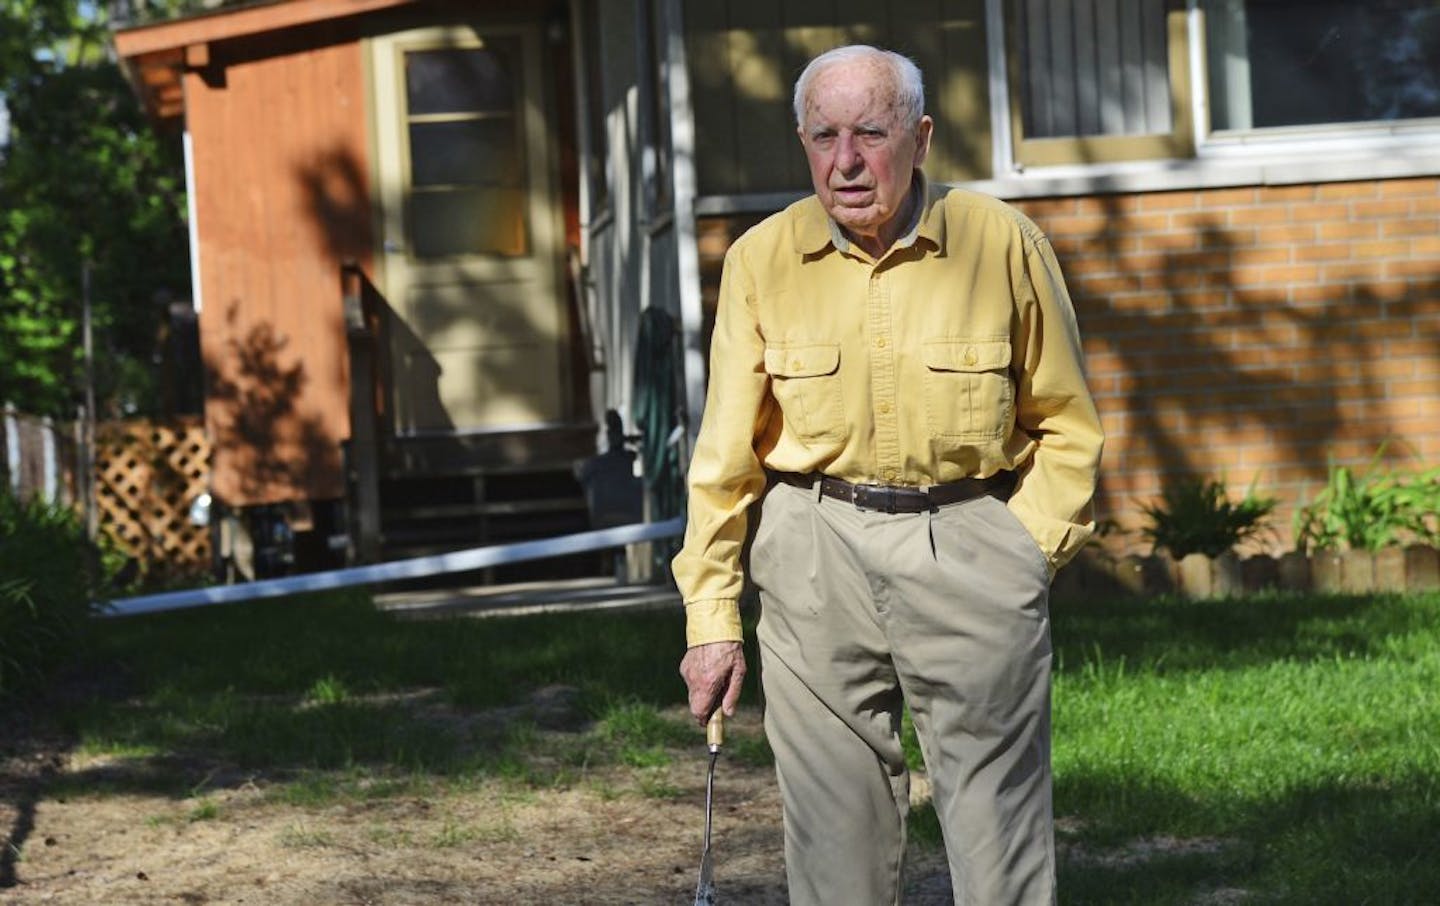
top-left (2, 705), bottom-right (954, 905)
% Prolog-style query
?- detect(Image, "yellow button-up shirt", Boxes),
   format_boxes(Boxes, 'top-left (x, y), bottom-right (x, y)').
top-left (672, 177), bottom-right (1105, 647)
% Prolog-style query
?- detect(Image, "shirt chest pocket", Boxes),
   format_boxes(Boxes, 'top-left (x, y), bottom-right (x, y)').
top-left (764, 343), bottom-right (846, 442)
top-left (922, 338), bottom-right (1015, 441)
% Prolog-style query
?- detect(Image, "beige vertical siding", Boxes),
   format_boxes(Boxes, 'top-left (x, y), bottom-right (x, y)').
top-left (684, 0), bottom-right (992, 197)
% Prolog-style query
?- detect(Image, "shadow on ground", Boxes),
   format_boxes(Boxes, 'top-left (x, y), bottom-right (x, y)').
top-left (8, 593), bottom-right (1440, 903)
top-left (1051, 591), bottom-right (1432, 675)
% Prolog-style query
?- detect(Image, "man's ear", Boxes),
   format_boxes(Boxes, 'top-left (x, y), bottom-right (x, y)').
top-left (913, 115), bottom-right (934, 166)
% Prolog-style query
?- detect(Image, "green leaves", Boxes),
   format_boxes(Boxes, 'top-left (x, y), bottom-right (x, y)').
top-left (1294, 450), bottom-right (1440, 553)
top-left (1, 1), bottom-right (189, 417)
top-left (0, 488), bottom-right (101, 699)
top-left (1139, 476), bottom-right (1277, 559)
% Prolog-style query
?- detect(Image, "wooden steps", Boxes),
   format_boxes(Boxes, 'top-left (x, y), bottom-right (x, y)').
top-left (362, 424), bottom-right (607, 584)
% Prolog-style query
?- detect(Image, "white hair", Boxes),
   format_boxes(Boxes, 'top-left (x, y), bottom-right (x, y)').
top-left (792, 45), bottom-right (926, 130)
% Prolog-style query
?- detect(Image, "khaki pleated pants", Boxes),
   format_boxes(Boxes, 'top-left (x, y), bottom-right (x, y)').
top-left (748, 479), bottom-right (1056, 906)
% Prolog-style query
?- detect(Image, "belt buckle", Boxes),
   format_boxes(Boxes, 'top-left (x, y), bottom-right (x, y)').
top-left (851, 484), bottom-right (896, 514)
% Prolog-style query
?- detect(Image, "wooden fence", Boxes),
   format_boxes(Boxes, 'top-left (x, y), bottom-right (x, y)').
top-left (2, 404), bottom-right (80, 507)
top-left (94, 418), bottom-right (212, 576)
top-left (3, 406), bottom-right (212, 577)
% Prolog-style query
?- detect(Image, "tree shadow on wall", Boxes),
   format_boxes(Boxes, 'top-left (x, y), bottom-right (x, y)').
top-left (294, 141), bottom-right (563, 436)
top-left (292, 147), bottom-right (453, 438)
top-left (203, 304), bottom-right (342, 503)
top-left (1049, 184), bottom-right (1440, 547)
top-left (359, 270), bottom-right (453, 438)
top-left (295, 147), bottom-right (372, 266)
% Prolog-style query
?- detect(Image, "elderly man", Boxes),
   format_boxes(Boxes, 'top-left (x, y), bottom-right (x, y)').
top-left (672, 45), bottom-right (1103, 905)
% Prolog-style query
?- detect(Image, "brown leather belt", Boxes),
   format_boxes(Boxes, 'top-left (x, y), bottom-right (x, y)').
top-left (774, 471), bottom-right (1016, 514)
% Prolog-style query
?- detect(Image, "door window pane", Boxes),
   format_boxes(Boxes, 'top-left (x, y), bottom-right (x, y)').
top-left (409, 120), bottom-right (522, 187)
top-left (1206, 0), bottom-right (1440, 131)
top-left (405, 46), bottom-right (517, 115)
top-left (402, 39), bottom-right (528, 259)
top-left (411, 188), bottom-right (528, 258)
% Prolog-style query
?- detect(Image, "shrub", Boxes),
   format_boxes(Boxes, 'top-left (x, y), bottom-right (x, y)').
top-left (1294, 454), bottom-right (1440, 553)
top-left (1140, 476), bottom-right (1276, 559)
top-left (0, 490), bottom-right (100, 700)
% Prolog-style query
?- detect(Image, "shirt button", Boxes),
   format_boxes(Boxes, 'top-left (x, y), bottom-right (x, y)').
top-left (963, 348), bottom-right (978, 366)
top-left (875, 337), bottom-right (887, 349)
top-left (790, 358), bottom-right (803, 370)
top-left (882, 468), bottom-right (898, 481)
top-left (877, 401), bottom-right (892, 415)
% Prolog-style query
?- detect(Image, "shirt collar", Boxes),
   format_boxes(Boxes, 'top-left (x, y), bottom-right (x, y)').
top-left (793, 171), bottom-right (946, 259)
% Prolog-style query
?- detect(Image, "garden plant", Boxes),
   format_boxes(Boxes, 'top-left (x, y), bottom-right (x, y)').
top-left (1138, 475), bottom-right (1277, 559)
top-left (1294, 451), bottom-right (1440, 553)
top-left (0, 489), bottom-right (104, 700)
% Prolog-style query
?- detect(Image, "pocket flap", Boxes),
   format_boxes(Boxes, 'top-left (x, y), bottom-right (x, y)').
top-left (764, 344), bottom-right (840, 378)
top-left (922, 339), bottom-right (1011, 372)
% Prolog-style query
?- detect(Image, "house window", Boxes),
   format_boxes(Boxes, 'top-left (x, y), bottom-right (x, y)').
top-left (1206, 0), bottom-right (1440, 132)
top-left (403, 40), bottom-right (529, 258)
top-left (1009, 0), bottom-right (1194, 166)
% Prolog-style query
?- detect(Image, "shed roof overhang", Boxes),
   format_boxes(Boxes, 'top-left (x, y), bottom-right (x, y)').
top-left (113, 0), bottom-right (419, 120)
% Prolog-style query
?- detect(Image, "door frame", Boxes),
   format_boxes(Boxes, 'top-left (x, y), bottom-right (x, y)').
top-left (364, 19), bottom-right (573, 436)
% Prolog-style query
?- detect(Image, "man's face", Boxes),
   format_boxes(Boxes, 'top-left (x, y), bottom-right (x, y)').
top-left (797, 59), bottom-right (933, 247)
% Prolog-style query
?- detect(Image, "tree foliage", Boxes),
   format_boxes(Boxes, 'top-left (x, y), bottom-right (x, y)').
top-left (0, 0), bottom-right (191, 418)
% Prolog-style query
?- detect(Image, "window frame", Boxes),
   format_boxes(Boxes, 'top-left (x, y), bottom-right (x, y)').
top-left (1191, 0), bottom-right (1440, 157)
top-left (1005, 0), bottom-right (1196, 169)
top-left (394, 33), bottom-right (534, 261)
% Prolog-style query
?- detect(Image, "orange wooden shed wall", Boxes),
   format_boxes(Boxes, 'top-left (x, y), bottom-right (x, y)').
top-left (186, 33), bottom-right (374, 507)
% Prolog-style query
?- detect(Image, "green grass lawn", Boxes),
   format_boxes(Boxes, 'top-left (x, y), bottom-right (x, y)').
top-left (1049, 591), bottom-right (1440, 904)
top-left (46, 589), bottom-right (1440, 904)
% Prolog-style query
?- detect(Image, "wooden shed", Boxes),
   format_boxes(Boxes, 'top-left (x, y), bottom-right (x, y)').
top-left (114, 0), bottom-right (617, 577)
top-left (115, 0), bottom-right (1440, 577)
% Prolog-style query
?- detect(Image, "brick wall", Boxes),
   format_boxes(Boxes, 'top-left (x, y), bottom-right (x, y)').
top-left (1014, 177), bottom-right (1440, 553)
top-left (694, 175), bottom-right (1440, 555)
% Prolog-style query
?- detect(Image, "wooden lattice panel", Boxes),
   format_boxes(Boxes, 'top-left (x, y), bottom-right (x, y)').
top-left (94, 418), bottom-right (211, 576)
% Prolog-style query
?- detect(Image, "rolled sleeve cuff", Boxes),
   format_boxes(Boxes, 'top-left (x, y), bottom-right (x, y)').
top-left (684, 598), bottom-right (744, 647)
top-left (1010, 506), bottom-right (1095, 576)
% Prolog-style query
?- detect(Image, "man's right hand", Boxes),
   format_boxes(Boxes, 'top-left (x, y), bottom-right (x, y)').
top-left (679, 641), bottom-right (746, 726)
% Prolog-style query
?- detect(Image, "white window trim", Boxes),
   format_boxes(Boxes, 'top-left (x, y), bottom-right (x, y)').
top-left (1187, 1), bottom-right (1209, 141)
top-left (963, 147), bottom-right (1440, 201)
top-left (183, 128), bottom-right (204, 314)
top-left (693, 133), bottom-right (1440, 212)
top-left (985, 0), bottom-right (1015, 184)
